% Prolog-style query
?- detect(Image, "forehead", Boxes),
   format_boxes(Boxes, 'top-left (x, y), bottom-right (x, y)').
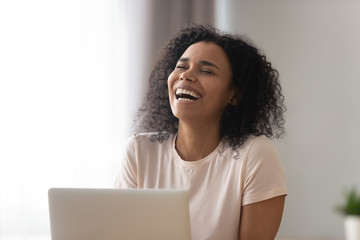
top-left (180, 41), bottom-right (230, 68)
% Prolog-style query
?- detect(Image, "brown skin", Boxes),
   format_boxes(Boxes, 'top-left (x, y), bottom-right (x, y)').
top-left (239, 196), bottom-right (286, 240)
top-left (168, 41), bottom-right (235, 161)
top-left (168, 41), bottom-right (286, 238)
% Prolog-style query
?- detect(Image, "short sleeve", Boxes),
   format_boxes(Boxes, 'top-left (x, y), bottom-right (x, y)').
top-left (242, 136), bottom-right (287, 205)
top-left (114, 136), bottom-right (138, 188)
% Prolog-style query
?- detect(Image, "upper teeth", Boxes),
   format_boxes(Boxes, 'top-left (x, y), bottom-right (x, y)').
top-left (175, 88), bottom-right (200, 99)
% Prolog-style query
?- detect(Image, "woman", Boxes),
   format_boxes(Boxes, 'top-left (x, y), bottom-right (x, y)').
top-left (115, 25), bottom-right (287, 240)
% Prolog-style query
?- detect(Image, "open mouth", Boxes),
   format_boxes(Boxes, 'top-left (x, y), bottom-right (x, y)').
top-left (175, 88), bottom-right (201, 101)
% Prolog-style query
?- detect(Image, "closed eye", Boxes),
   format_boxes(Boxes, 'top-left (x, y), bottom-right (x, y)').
top-left (201, 69), bottom-right (213, 74)
top-left (176, 64), bottom-right (187, 69)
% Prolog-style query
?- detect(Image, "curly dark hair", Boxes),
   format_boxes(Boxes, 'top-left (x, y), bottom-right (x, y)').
top-left (136, 25), bottom-right (285, 149)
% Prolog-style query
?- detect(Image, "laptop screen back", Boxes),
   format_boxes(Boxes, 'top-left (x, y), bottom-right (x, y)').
top-left (48, 188), bottom-right (191, 240)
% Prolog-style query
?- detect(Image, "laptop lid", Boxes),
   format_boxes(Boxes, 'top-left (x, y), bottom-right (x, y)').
top-left (48, 188), bottom-right (191, 240)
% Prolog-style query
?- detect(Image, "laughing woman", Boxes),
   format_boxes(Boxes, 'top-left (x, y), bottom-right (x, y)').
top-left (115, 25), bottom-right (287, 240)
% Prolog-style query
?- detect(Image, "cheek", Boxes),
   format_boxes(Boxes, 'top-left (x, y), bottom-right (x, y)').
top-left (167, 72), bottom-right (177, 93)
top-left (167, 73), bottom-right (175, 98)
top-left (167, 71), bottom-right (176, 84)
top-left (207, 84), bottom-right (234, 105)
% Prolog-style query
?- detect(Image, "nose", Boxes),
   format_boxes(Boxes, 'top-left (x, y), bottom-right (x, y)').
top-left (179, 69), bottom-right (195, 82)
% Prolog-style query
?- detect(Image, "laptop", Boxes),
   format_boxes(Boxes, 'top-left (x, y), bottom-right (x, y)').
top-left (48, 188), bottom-right (192, 240)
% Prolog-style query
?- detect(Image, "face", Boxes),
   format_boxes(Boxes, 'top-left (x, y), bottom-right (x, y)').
top-left (168, 41), bottom-right (235, 124)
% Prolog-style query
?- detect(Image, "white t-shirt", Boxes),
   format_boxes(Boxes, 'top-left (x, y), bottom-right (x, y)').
top-left (115, 132), bottom-right (287, 240)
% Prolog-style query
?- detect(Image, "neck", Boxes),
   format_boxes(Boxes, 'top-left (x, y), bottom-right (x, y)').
top-left (176, 121), bottom-right (221, 161)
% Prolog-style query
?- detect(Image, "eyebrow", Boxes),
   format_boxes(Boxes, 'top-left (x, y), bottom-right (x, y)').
top-left (178, 58), bottom-right (220, 70)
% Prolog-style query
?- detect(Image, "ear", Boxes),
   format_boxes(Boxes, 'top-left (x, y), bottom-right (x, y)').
top-left (229, 89), bottom-right (241, 106)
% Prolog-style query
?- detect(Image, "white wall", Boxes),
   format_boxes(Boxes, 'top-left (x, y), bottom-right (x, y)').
top-left (0, 1), bottom-right (129, 238)
top-left (216, 0), bottom-right (360, 239)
